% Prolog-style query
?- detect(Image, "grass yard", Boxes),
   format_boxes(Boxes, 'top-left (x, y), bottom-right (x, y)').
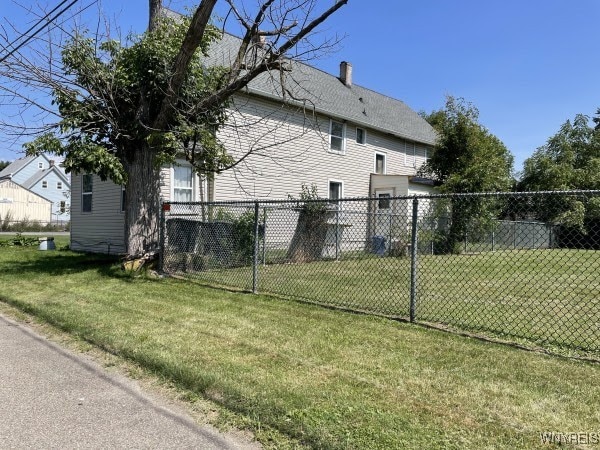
top-left (172, 249), bottom-right (600, 354)
top-left (1, 245), bottom-right (600, 449)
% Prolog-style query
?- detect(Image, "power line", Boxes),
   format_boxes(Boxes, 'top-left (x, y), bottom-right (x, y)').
top-left (0, 0), bottom-right (80, 64)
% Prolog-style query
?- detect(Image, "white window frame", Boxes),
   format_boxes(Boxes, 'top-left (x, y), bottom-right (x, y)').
top-left (59, 201), bottom-right (66, 214)
top-left (38, 162), bottom-right (43, 169)
top-left (356, 127), bottom-right (366, 145)
top-left (329, 119), bottom-right (346, 154)
top-left (327, 179), bottom-right (344, 209)
top-left (374, 152), bottom-right (386, 175)
top-left (171, 162), bottom-right (196, 203)
top-left (41, 180), bottom-right (48, 189)
top-left (57, 181), bottom-right (63, 190)
top-left (82, 174), bottom-right (93, 213)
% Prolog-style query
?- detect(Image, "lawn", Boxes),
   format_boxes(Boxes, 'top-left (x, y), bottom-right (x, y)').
top-left (168, 249), bottom-right (600, 354)
top-left (1, 245), bottom-right (600, 449)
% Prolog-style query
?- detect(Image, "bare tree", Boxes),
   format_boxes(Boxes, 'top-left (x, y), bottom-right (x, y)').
top-left (0, 0), bottom-right (348, 256)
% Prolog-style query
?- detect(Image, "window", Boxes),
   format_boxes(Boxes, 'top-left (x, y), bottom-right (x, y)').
top-left (121, 185), bottom-right (126, 213)
top-left (378, 193), bottom-right (391, 210)
top-left (173, 165), bottom-right (194, 202)
top-left (57, 181), bottom-right (63, 190)
top-left (356, 127), bottom-right (366, 145)
top-left (38, 162), bottom-right (43, 169)
top-left (329, 119), bottom-right (345, 153)
top-left (404, 141), bottom-right (416, 167)
top-left (59, 201), bottom-right (66, 214)
top-left (375, 153), bottom-right (386, 174)
top-left (329, 181), bottom-right (343, 202)
top-left (41, 180), bottom-right (48, 188)
top-left (82, 174), bottom-right (93, 213)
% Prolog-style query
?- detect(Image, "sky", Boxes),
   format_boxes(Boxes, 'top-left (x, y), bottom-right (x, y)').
top-left (0, 0), bottom-right (598, 175)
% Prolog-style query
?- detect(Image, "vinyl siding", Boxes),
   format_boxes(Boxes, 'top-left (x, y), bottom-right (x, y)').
top-left (213, 94), bottom-right (429, 201)
top-left (9, 155), bottom-right (50, 184)
top-left (71, 173), bottom-right (125, 254)
top-left (29, 170), bottom-right (71, 220)
top-left (0, 180), bottom-right (52, 222)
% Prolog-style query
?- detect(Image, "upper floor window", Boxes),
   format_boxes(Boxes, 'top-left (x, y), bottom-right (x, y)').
top-left (375, 153), bottom-right (386, 174)
top-left (82, 174), bottom-right (93, 213)
top-left (38, 162), bottom-right (44, 169)
top-left (41, 180), bottom-right (48, 188)
top-left (173, 165), bottom-right (194, 202)
top-left (59, 201), bottom-right (66, 214)
top-left (356, 127), bottom-right (366, 145)
top-left (57, 181), bottom-right (63, 190)
top-left (329, 119), bottom-right (345, 153)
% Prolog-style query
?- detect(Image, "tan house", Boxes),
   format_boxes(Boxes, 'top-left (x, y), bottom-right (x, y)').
top-left (70, 33), bottom-right (437, 254)
top-left (0, 179), bottom-right (52, 224)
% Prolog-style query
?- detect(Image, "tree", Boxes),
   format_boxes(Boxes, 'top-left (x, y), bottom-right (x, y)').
top-left (519, 113), bottom-right (600, 247)
top-left (1, 0), bottom-right (348, 257)
top-left (419, 96), bottom-right (514, 253)
top-left (0, 161), bottom-right (9, 171)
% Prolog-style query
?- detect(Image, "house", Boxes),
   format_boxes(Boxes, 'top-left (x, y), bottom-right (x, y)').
top-left (0, 154), bottom-right (71, 222)
top-left (0, 179), bottom-right (52, 225)
top-left (70, 33), bottom-right (438, 254)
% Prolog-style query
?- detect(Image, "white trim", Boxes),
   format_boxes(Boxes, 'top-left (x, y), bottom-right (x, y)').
top-left (81, 174), bottom-right (93, 213)
top-left (356, 127), bottom-right (366, 145)
top-left (404, 141), bottom-right (416, 167)
top-left (329, 119), bottom-right (346, 154)
top-left (374, 152), bottom-right (387, 175)
top-left (41, 180), bottom-right (48, 188)
top-left (328, 179), bottom-right (344, 201)
top-left (57, 181), bottom-right (63, 190)
top-left (38, 162), bottom-right (44, 169)
top-left (171, 160), bottom-right (196, 202)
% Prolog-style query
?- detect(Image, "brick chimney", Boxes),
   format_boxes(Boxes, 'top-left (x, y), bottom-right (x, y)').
top-left (49, 160), bottom-right (55, 167)
top-left (340, 61), bottom-right (352, 87)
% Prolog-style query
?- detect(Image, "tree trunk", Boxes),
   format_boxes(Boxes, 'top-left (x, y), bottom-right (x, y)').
top-left (123, 143), bottom-right (162, 257)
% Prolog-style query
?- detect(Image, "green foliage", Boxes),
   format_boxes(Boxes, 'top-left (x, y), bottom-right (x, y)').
top-left (0, 160), bottom-right (10, 171)
top-left (24, 14), bottom-right (230, 184)
top-left (519, 113), bottom-right (600, 241)
top-left (420, 97), bottom-right (514, 253)
top-left (0, 233), bottom-right (40, 247)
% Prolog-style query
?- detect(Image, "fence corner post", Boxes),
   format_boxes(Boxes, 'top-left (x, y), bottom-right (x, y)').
top-left (409, 197), bottom-right (419, 323)
top-left (252, 201), bottom-right (260, 294)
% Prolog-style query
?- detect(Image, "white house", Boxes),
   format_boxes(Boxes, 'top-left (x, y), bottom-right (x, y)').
top-left (70, 33), bottom-right (437, 254)
top-left (0, 154), bottom-right (70, 222)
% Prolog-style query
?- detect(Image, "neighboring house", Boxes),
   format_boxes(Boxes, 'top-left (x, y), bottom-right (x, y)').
top-left (70, 33), bottom-right (438, 254)
top-left (0, 179), bottom-right (52, 224)
top-left (0, 154), bottom-right (71, 222)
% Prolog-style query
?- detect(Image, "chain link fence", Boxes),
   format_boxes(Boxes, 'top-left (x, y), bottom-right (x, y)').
top-left (160, 191), bottom-right (600, 355)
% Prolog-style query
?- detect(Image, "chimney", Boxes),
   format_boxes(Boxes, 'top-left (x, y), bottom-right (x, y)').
top-left (49, 160), bottom-right (55, 167)
top-left (340, 61), bottom-right (352, 87)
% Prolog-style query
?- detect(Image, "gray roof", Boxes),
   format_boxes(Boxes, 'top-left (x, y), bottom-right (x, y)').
top-left (207, 32), bottom-right (437, 145)
top-left (0, 155), bottom-right (35, 178)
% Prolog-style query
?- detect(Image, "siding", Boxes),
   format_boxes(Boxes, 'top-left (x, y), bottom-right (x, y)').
top-left (70, 173), bottom-right (125, 254)
top-left (0, 180), bottom-right (51, 222)
top-left (213, 94), bottom-right (429, 201)
top-left (29, 170), bottom-right (71, 220)
top-left (9, 155), bottom-right (50, 184)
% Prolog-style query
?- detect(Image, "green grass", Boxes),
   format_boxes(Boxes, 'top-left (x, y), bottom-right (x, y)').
top-left (1, 246), bottom-right (600, 449)
top-left (169, 249), bottom-right (600, 354)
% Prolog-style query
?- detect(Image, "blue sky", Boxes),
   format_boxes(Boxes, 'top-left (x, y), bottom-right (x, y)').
top-left (1, 0), bottom-right (598, 175)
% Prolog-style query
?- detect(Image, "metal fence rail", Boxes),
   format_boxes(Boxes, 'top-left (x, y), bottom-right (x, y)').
top-left (160, 191), bottom-right (600, 355)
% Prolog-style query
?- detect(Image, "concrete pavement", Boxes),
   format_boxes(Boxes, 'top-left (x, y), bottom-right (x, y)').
top-left (0, 314), bottom-right (260, 449)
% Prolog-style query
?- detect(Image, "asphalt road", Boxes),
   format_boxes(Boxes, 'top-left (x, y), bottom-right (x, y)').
top-left (0, 314), bottom-right (260, 449)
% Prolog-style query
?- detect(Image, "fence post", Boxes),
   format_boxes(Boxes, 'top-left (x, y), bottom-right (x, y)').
top-left (159, 202), bottom-right (166, 272)
top-left (252, 201), bottom-right (260, 294)
top-left (409, 197), bottom-right (419, 323)
top-left (262, 207), bottom-right (267, 266)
